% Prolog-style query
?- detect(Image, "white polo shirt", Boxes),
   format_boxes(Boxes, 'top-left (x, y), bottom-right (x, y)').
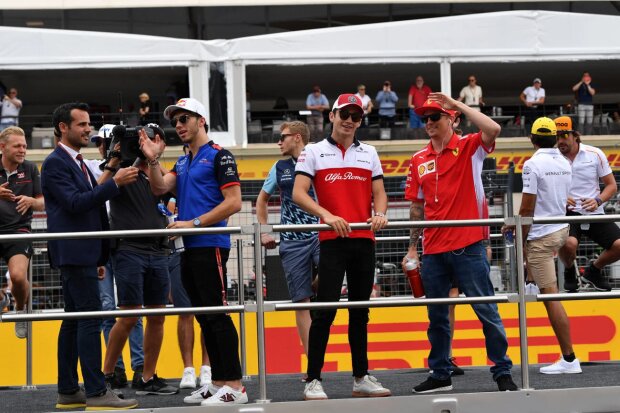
top-left (567, 143), bottom-right (612, 215)
top-left (522, 148), bottom-right (571, 240)
top-left (522, 86), bottom-right (545, 104)
top-left (459, 85), bottom-right (483, 107)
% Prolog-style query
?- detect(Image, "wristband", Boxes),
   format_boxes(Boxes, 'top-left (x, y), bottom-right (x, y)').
top-left (104, 166), bottom-right (118, 173)
top-left (374, 212), bottom-right (386, 218)
top-left (595, 196), bottom-right (603, 206)
top-left (148, 158), bottom-right (160, 168)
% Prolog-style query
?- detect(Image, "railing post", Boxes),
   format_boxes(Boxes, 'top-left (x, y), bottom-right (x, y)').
top-left (506, 162), bottom-right (516, 292)
top-left (236, 239), bottom-right (249, 380)
top-left (23, 251), bottom-right (36, 390)
top-left (253, 223), bottom-right (270, 403)
top-left (514, 215), bottom-right (532, 390)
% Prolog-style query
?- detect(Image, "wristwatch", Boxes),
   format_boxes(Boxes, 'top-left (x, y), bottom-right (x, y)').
top-left (193, 218), bottom-right (201, 227)
top-left (374, 212), bottom-right (386, 218)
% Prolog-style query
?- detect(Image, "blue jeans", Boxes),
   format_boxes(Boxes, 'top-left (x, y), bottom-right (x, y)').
top-left (409, 109), bottom-right (424, 128)
top-left (58, 266), bottom-right (106, 397)
top-left (99, 260), bottom-right (144, 371)
top-left (422, 241), bottom-right (512, 380)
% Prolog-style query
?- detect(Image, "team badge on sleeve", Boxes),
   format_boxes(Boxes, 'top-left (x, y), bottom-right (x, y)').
top-left (418, 160), bottom-right (436, 178)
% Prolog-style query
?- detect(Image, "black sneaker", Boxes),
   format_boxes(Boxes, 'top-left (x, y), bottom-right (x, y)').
top-left (496, 375), bottom-right (518, 391)
top-left (104, 374), bottom-right (125, 399)
top-left (563, 266), bottom-right (579, 292)
top-left (131, 366), bottom-right (144, 389)
top-left (112, 367), bottom-right (128, 388)
top-left (449, 358), bottom-right (464, 376)
top-left (582, 264), bottom-right (612, 291)
top-left (412, 377), bottom-right (452, 393)
top-left (134, 374), bottom-right (179, 395)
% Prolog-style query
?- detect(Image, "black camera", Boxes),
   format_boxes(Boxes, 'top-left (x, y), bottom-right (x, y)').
top-left (111, 124), bottom-right (166, 166)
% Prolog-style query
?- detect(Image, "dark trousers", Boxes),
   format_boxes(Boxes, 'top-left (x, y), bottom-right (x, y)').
top-left (306, 238), bottom-right (375, 380)
top-left (57, 266), bottom-right (106, 397)
top-left (181, 247), bottom-right (242, 381)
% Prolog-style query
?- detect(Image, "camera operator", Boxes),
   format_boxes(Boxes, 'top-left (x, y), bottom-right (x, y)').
top-left (99, 124), bottom-right (178, 396)
top-left (85, 125), bottom-right (146, 390)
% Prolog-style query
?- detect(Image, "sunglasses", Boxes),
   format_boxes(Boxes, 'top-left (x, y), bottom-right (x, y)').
top-left (279, 133), bottom-right (295, 141)
top-left (171, 114), bottom-right (196, 127)
top-left (421, 113), bottom-right (445, 123)
top-left (338, 109), bottom-right (363, 122)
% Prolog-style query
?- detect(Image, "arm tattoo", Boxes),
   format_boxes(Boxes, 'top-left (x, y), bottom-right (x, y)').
top-left (409, 203), bottom-right (424, 248)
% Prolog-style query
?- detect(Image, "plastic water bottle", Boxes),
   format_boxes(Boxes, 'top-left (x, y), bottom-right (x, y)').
top-left (405, 258), bottom-right (425, 298)
top-left (167, 215), bottom-right (185, 253)
top-left (158, 202), bottom-right (184, 253)
top-left (504, 230), bottom-right (514, 247)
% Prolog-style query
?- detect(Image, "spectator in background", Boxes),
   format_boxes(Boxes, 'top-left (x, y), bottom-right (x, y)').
top-left (376, 81), bottom-right (399, 128)
top-left (256, 121), bottom-right (319, 365)
top-left (0, 126), bottom-right (45, 339)
top-left (572, 72), bottom-right (596, 135)
top-left (86, 125), bottom-right (145, 391)
top-left (42, 102), bottom-right (139, 410)
top-left (408, 76), bottom-right (432, 129)
top-left (520, 78), bottom-right (545, 129)
top-left (138, 92), bottom-right (152, 126)
top-left (355, 84), bottom-right (373, 127)
top-left (1, 88), bottom-right (23, 131)
top-left (306, 86), bottom-right (329, 142)
top-left (555, 116), bottom-right (618, 293)
top-left (457, 75), bottom-right (484, 127)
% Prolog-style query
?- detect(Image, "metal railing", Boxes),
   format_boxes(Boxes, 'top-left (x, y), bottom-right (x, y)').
top-left (1, 214), bottom-right (620, 403)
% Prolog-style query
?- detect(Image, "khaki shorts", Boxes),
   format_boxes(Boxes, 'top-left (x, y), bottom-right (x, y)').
top-left (526, 227), bottom-right (569, 289)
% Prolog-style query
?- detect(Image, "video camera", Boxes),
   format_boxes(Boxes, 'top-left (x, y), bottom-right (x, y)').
top-left (102, 124), bottom-right (166, 168)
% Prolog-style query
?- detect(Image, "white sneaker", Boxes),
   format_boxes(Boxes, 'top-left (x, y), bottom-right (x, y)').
top-left (200, 385), bottom-right (248, 405)
top-left (303, 379), bottom-right (328, 400)
top-left (540, 358), bottom-right (582, 374)
top-left (525, 282), bottom-right (540, 295)
top-left (179, 367), bottom-right (197, 389)
top-left (183, 383), bottom-right (220, 404)
top-left (352, 375), bottom-right (391, 397)
top-left (199, 365), bottom-right (212, 386)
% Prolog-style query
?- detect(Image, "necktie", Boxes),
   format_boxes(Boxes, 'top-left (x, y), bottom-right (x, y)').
top-left (75, 153), bottom-right (91, 186)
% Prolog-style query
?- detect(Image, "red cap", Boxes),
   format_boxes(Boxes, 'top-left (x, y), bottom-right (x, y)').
top-left (414, 99), bottom-right (452, 117)
top-left (332, 94), bottom-right (363, 112)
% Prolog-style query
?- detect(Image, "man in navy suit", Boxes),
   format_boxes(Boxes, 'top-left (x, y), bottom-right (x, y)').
top-left (41, 102), bottom-right (139, 410)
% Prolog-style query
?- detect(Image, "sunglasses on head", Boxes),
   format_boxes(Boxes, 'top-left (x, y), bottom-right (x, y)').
top-left (421, 112), bottom-right (445, 123)
top-left (171, 114), bottom-right (196, 127)
top-left (338, 109), bottom-right (363, 122)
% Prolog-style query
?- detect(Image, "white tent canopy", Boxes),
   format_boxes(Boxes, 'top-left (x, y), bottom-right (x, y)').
top-left (2, 10), bottom-right (619, 146)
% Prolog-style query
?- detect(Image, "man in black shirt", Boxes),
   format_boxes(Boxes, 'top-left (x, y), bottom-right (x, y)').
top-left (0, 126), bottom-right (44, 338)
top-left (99, 125), bottom-right (177, 396)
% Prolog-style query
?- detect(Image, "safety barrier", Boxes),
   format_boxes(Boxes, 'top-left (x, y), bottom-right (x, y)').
top-left (1, 214), bottom-right (620, 409)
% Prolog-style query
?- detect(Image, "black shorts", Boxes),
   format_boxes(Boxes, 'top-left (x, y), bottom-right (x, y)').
top-left (0, 239), bottom-right (33, 262)
top-left (567, 211), bottom-right (620, 250)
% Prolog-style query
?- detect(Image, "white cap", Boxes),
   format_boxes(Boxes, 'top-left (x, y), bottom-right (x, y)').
top-left (163, 98), bottom-right (207, 120)
top-left (91, 124), bottom-right (116, 142)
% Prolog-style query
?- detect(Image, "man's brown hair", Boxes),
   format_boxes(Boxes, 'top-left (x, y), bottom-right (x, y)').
top-left (280, 121), bottom-right (310, 145)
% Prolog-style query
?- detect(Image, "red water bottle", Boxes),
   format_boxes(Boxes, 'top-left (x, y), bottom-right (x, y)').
top-left (405, 258), bottom-right (425, 298)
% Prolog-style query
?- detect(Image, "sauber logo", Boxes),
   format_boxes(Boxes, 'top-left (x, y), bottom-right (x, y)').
top-left (324, 171), bottom-right (368, 183)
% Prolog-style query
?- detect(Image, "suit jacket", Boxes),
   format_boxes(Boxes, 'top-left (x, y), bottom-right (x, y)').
top-left (41, 146), bottom-right (120, 268)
